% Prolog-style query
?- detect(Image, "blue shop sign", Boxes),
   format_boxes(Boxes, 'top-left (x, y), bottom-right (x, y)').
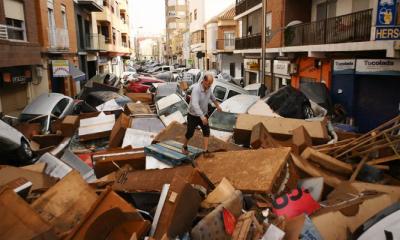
top-left (376, 0), bottom-right (397, 26)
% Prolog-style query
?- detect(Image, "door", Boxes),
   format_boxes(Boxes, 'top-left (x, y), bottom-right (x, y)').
top-left (87, 61), bottom-right (97, 79)
top-left (354, 76), bottom-right (400, 132)
top-left (230, 63), bottom-right (235, 77)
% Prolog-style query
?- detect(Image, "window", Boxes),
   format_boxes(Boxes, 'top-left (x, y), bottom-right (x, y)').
top-left (168, 0), bottom-right (176, 6)
top-left (213, 86), bottom-right (226, 101)
top-left (224, 32), bottom-right (235, 47)
top-left (61, 5), bottom-right (67, 30)
top-left (177, 0), bottom-right (185, 5)
top-left (101, 25), bottom-right (110, 43)
top-left (189, 13), bottom-right (192, 22)
top-left (48, 7), bottom-right (56, 45)
top-left (52, 98), bottom-right (69, 117)
top-left (194, 9), bottom-right (197, 20)
top-left (112, 27), bottom-right (116, 44)
top-left (4, 0), bottom-right (26, 41)
top-left (227, 90), bottom-right (240, 99)
top-left (168, 11), bottom-right (176, 17)
top-left (266, 12), bottom-right (272, 38)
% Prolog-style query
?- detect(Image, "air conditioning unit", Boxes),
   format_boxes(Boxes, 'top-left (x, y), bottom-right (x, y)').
top-left (289, 63), bottom-right (298, 74)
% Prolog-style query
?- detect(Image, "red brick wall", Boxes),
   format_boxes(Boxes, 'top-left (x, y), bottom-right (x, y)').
top-left (0, 0), bottom-right (41, 67)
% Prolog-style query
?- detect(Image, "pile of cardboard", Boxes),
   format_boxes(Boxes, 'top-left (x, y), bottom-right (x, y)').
top-left (1, 88), bottom-right (399, 240)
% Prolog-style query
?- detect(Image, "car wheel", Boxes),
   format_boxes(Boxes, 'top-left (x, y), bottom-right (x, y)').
top-left (17, 139), bottom-right (33, 163)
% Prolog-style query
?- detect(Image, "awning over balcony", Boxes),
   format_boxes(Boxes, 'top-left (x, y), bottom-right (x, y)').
top-left (69, 62), bottom-right (86, 82)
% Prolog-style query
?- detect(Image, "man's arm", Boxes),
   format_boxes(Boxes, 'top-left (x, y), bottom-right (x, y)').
top-left (210, 92), bottom-right (222, 112)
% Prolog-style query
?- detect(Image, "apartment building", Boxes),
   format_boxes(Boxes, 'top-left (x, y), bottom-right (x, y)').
top-left (35, 0), bottom-right (81, 97)
top-left (165, 0), bottom-right (189, 65)
top-left (0, 0), bottom-right (42, 115)
top-left (74, 0), bottom-right (105, 80)
top-left (204, 5), bottom-right (243, 79)
top-left (92, 0), bottom-right (131, 78)
top-left (189, 0), bottom-right (235, 70)
top-left (234, 0), bottom-right (400, 132)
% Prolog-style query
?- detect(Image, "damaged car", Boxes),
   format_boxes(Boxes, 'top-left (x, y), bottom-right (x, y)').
top-left (19, 93), bottom-right (74, 134)
top-left (0, 119), bottom-right (33, 164)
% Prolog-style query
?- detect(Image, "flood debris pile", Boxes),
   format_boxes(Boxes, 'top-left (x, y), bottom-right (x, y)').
top-left (0, 83), bottom-right (399, 240)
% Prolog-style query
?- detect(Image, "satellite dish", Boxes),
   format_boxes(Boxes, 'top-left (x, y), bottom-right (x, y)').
top-left (286, 20), bottom-right (303, 27)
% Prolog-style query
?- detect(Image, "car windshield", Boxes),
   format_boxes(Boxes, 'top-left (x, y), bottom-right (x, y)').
top-left (209, 111), bottom-right (238, 132)
top-left (158, 100), bottom-right (188, 117)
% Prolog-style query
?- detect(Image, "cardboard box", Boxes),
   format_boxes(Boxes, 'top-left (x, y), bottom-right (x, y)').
top-left (92, 148), bottom-right (146, 178)
top-left (0, 188), bottom-right (57, 239)
top-left (68, 188), bottom-right (150, 240)
top-left (31, 171), bottom-right (98, 237)
top-left (154, 121), bottom-right (244, 152)
top-left (79, 113), bottom-right (115, 142)
top-left (153, 176), bottom-right (202, 239)
top-left (196, 148), bottom-right (291, 193)
top-left (125, 92), bottom-right (153, 104)
top-left (60, 115), bottom-right (80, 137)
top-left (108, 113), bottom-right (131, 148)
top-left (234, 114), bottom-right (329, 146)
top-left (124, 102), bottom-right (152, 115)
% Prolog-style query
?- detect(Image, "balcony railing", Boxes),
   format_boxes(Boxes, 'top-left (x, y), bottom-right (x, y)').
top-left (85, 34), bottom-right (106, 50)
top-left (236, 0), bottom-right (262, 16)
top-left (77, 0), bottom-right (103, 12)
top-left (216, 39), bottom-right (235, 51)
top-left (48, 28), bottom-right (69, 50)
top-left (235, 33), bottom-right (261, 50)
top-left (285, 9), bottom-right (372, 47)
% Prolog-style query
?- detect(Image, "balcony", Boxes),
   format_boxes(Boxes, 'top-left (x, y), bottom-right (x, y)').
top-left (48, 28), bottom-right (69, 51)
top-left (235, 0), bottom-right (262, 16)
top-left (285, 9), bottom-right (372, 47)
top-left (78, 0), bottom-right (103, 12)
top-left (235, 33), bottom-right (261, 50)
top-left (216, 39), bottom-right (235, 51)
top-left (85, 34), bottom-right (106, 51)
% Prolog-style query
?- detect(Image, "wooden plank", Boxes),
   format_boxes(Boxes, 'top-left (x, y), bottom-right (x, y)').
top-left (350, 156), bottom-right (369, 182)
top-left (0, 188), bottom-right (56, 240)
top-left (195, 148), bottom-right (291, 193)
top-left (301, 148), bottom-right (353, 175)
top-left (368, 155), bottom-right (400, 166)
top-left (291, 154), bottom-right (344, 187)
top-left (31, 171), bottom-right (98, 237)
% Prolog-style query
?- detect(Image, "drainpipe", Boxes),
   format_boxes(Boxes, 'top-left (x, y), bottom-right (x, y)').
top-left (260, 0), bottom-right (267, 85)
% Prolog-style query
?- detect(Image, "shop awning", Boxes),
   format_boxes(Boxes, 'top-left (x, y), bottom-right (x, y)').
top-left (69, 62), bottom-right (86, 82)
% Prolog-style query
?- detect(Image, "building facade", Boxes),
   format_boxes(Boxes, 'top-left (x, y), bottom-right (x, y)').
top-left (74, 0), bottom-right (105, 82)
top-left (205, 5), bottom-right (243, 80)
top-left (92, 0), bottom-right (132, 78)
top-left (36, 0), bottom-right (80, 97)
top-left (234, 0), bottom-right (400, 132)
top-left (189, 0), bottom-right (235, 70)
top-left (0, 0), bottom-right (43, 116)
top-left (165, 0), bottom-right (189, 65)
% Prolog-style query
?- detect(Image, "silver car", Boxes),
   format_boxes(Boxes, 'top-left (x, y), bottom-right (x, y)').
top-left (0, 119), bottom-right (33, 163)
top-left (19, 93), bottom-right (74, 134)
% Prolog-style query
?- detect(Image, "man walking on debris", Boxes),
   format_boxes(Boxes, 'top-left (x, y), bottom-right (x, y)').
top-left (182, 72), bottom-right (222, 155)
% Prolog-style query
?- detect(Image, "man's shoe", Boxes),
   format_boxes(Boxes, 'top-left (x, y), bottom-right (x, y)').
top-left (182, 145), bottom-right (189, 155)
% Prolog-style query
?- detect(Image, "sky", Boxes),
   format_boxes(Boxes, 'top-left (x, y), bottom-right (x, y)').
top-left (129, 0), bottom-right (166, 36)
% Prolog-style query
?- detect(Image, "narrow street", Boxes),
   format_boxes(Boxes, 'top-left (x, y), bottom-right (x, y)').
top-left (0, 0), bottom-right (400, 239)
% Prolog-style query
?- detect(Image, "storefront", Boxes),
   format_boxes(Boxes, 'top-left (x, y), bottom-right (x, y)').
top-left (354, 59), bottom-right (400, 132)
top-left (291, 57), bottom-right (332, 89)
top-left (264, 59), bottom-right (273, 92)
top-left (272, 60), bottom-right (292, 91)
top-left (51, 60), bottom-right (86, 96)
top-left (331, 58), bottom-right (400, 132)
top-left (244, 58), bottom-right (260, 86)
top-left (0, 66), bottom-right (31, 115)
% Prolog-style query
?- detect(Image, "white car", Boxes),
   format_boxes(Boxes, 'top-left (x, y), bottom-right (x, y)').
top-left (19, 93), bottom-right (74, 134)
top-left (0, 119), bottom-right (33, 163)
